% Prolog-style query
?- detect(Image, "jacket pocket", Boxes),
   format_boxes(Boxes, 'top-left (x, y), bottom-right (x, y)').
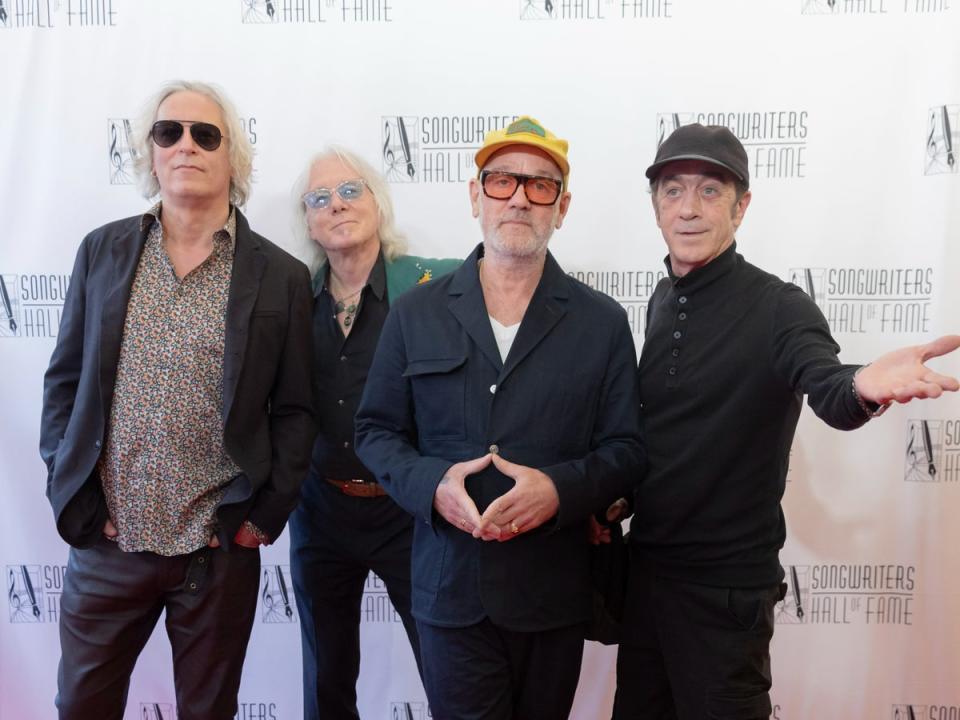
top-left (403, 356), bottom-right (468, 440)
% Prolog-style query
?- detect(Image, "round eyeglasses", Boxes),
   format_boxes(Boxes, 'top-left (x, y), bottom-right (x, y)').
top-left (302, 179), bottom-right (368, 210)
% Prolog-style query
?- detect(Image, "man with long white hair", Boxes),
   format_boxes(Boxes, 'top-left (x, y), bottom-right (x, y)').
top-left (39, 80), bottom-right (316, 719)
top-left (289, 146), bottom-right (459, 720)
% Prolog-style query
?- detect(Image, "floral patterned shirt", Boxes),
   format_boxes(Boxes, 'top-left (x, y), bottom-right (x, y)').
top-left (98, 205), bottom-right (241, 555)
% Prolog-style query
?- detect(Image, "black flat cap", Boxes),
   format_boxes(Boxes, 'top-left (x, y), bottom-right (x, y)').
top-left (645, 123), bottom-right (749, 188)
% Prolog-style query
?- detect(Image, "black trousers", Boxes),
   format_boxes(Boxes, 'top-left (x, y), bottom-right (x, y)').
top-left (289, 480), bottom-right (422, 720)
top-left (57, 536), bottom-right (260, 720)
top-left (417, 617), bottom-right (585, 720)
top-left (613, 561), bottom-right (785, 720)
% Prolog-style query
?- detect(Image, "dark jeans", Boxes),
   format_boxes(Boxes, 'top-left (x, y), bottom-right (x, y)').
top-left (289, 480), bottom-right (422, 720)
top-left (417, 617), bottom-right (585, 720)
top-left (613, 561), bottom-right (785, 720)
top-left (57, 536), bottom-right (260, 720)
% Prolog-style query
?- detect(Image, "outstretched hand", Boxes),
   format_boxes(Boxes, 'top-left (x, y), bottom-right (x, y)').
top-left (855, 335), bottom-right (960, 406)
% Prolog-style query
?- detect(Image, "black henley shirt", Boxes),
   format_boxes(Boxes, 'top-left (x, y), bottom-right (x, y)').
top-left (631, 243), bottom-right (871, 588)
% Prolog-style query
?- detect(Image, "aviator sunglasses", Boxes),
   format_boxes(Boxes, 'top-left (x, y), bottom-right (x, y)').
top-left (151, 120), bottom-right (226, 152)
top-left (302, 179), bottom-right (368, 210)
top-left (479, 170), bottom-right (563, 206)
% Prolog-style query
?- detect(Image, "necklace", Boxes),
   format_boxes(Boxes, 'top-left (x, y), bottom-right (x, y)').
top-left (333, 287), bottom-right (363, 328)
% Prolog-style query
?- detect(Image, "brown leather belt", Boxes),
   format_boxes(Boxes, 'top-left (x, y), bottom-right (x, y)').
top-left (326, 478), bottom-right (388, 498)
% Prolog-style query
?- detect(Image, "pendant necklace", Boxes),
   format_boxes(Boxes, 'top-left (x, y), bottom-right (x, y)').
top-left (333, 287), bottom-right (363, 328)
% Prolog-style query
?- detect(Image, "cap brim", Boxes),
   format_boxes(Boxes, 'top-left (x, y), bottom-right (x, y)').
top-left (645, 153), bottom-right (746, 183)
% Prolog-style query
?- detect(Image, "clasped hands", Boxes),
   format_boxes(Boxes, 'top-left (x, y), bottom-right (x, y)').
top-left (432, 453), bottom-right (559, 542)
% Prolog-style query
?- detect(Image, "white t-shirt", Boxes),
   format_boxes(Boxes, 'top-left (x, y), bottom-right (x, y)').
top-left (489, 315), bottom-right (520, 363)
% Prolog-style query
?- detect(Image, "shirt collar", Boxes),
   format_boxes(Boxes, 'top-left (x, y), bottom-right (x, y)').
top-left (665, 241), bottom-right (738, 293)
top-left (316, 249), bottom-right (386, 301)
top-left (141, 202), bottom-right (237, 254)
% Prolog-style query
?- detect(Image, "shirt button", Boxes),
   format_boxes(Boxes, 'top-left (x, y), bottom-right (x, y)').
top-left (673, 331), bottom-right (682, 339)
top-left (340, 355), bottom-right (347, 362)
top-left (489, 444), bottom-right (500, 455)
top-left (489, 384), bottom-right (497, 394)
top-left (678, 312), bottom-right (687, 320)
top-left (678, 296), bottom-right (688, 305)
top-left (343, 441), bottom-right (350, 449)
top-left (94, 440), bottom-right (102, 449)
top-left (668, 367), bottom-right (677, 376)
top-left (672, 348), bottom-right (680, 357)
top-left (337, 399), bottom-right (344, 406)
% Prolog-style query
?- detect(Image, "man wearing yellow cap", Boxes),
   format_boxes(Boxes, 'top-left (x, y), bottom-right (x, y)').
top-left (356, 117), bottom-right (644, 718)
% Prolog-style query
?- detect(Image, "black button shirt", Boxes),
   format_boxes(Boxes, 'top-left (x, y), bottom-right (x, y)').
top-left (309, 253), bottom-right (389, 482)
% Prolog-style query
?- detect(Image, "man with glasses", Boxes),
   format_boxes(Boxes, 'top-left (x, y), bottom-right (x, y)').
top-left (355, 117), bottom-right (644, 719)
top-left (39, 80), bottom-right (316, 719)
top-left (289, 147), bottom-right (459, 720)
top-left (613, 123), bottom-right (960, 719)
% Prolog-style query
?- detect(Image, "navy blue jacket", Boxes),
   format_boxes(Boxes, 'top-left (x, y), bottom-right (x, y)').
top-left (355, 244), bottom-right (644, 631)
top-left (39, 210), bottom-right (317, 549)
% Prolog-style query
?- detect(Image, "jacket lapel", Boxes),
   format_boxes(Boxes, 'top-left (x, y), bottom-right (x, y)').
top-left (223, 210), bottom-right (266, 425)
top-left (99, 220), bottom-right (148, 411)
top-left (498, 251), bottom-right (568, 385)
top-left (447, 247), bottom-right (502, 371)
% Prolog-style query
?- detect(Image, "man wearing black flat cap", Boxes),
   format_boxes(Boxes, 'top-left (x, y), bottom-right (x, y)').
top-left (613, 123), bottom-right (960, 719)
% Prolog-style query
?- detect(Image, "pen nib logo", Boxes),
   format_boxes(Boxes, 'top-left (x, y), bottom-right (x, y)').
top-left (925, 105), bottom-right (958, 175)
top-left (0, 274), bottom-right (20, 337)
top-left (904, 420), bottom-right (941, 482)
top-left (775, 565), bottom-right (809, 624)
top-left (7, 565), bottom-right (43, 623)
top-left (382, 117), bottom-right (419, 183)
top-left (260, 565), bottom-right (296, 623)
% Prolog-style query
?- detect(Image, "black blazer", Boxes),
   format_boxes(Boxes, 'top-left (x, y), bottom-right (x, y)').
top-left (39, 210), bottom-right (317, 549)
top-left (355, 245), bottom-right (645, 631)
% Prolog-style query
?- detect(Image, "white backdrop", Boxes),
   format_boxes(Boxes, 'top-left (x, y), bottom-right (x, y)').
top-left (1, 1), bottom-right (959, 718)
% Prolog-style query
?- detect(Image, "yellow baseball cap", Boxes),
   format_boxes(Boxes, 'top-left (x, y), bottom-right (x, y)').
top-left (475, 116), bottom-right (570, 185)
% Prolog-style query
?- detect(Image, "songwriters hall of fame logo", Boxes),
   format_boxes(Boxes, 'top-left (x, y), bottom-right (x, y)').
top-left (7, 563), bottom-right (66, 623)
top-left (0, 272), bottom-right (70, 338)
top-left (108, 118), bottom-right (138, 185)
top-left (381, 114), bottom-right (517, 183)
top-left (0, 0), bottom-right (117, 29)
top-left (775, 565), bottom-right (810, 624)
top-left (239, 0), bottom-right (392, 23)
top-left (382, 116), bottom-right (419, 183)
top-left (519, 0), bottom-right (673, 20)
top-left (905, 419), bottom-right (960, 482)
top-left (568, 268), bottom-right (666, 341)
top-left (787, 266), bottom-right (934, 335)
top-left (776, 563), bottom-right (915, 626)
top-left (260, 565), bottom-right (297, 623)
top-left (241, 0), bottom-right (326, 23)
top-left (0, 273), bottom-right (22, 338)
top-left (926, 105), bottom-right (958, 175)
top-left (7, 565), bottom-right (44, 623)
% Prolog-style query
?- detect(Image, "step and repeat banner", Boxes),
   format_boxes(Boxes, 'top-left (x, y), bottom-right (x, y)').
top-left (1, 1), bottom-right (959, 718)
